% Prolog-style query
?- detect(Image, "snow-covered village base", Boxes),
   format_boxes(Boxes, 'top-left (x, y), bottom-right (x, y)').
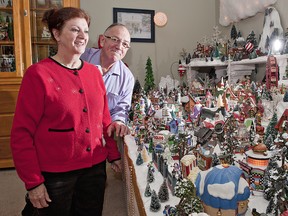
top-left (128, 66), bottom-right (288, 216)
top-left (126, 14), bottom-right (288, 214)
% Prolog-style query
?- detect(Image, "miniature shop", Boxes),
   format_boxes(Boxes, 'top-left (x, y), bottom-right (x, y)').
top-left (125, 4), bottom-right (288, 216)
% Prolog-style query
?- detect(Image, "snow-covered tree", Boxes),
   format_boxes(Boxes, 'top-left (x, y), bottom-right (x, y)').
top-left (264, 134), bottom-right (274, 150)
top-left (264, 112), bottom-right (278, 143)
top-left (263, 154), bottom-right (280, 200)
top-left (230, 24), bottom-right (237, 40)
top-left (158, 179), bottom-right (169, 202)
top-left (261, 87), bottom-right (273, 101)
top-left (150, 190), bottom-right (161, 212)
top-left (174, 178), bottom-right (203, 214)
top-left (136, 152), bottom-right (144, 165)
top-left (148, 138), bottom-right (154, 153)
top-left (147, 164), bottom-right (155, 183)
top-left (246, 30), bottom-right (257, 47)
top-left (283, 90), bottom-right (288, 102)
top-left (144, 183), bottom-right (152, 197)
top-left (266, 165), bottom-right (287, 215)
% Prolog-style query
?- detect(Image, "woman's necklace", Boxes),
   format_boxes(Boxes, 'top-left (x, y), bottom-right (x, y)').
top-left (52, 56), bottom-right (81, 69)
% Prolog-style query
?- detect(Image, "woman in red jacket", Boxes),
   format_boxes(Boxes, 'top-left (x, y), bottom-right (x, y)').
top-left (10, 7), bottom-right (121, 216)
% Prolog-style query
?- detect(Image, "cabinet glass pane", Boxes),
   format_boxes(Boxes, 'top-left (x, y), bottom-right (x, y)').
top-left (30, 0), bottom-right (63, 63)
top-left (0, 0), bottom-right (15, 73)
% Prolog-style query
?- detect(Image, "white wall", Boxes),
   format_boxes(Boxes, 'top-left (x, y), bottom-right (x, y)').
top-left (80, 0), bottom-right (288, 86)
top-left (80, 0), bottom-right (216, 85)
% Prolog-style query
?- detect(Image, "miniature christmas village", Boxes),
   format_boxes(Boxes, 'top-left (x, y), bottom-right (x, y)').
top-left (126, 19), bottom-right (288, 215)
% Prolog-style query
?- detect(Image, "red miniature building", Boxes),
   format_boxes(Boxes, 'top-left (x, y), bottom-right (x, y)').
top-left (266, 55), bottom-right (279, 89)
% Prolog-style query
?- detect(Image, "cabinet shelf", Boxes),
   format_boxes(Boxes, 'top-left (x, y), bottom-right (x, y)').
top-left (32, 40), bottom-right (55, 45)
top-left (0, 0), bottom-right (80, 169)
top-left (0, 41), bottom-right (14, 45)
top-left (0, 7), bottom-right (13, 11)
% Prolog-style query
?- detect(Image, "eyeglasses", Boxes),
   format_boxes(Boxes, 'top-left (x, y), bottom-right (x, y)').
top-left (104, 35), bottom-right (130, 49)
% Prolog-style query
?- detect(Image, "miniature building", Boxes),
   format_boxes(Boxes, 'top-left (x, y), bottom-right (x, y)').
top-left (180, 154), bottom-right (197, 178)
top-left (275, 109), bottom-right (288, 133)
top-left (266, 55), bottom-right (279, 89)
top-left (238, 143), bottom-right (271, 191)
top-left (195, 165), bottom-right (250, 216)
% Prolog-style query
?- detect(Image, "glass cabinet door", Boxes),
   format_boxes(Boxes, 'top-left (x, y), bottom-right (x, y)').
top-left (0, 0), bottom-right (17, 74)
top-left (29, 0), bottom-right (63, 63)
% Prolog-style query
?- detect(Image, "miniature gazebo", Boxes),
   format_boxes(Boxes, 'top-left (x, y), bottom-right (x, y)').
top-left (195, 164), bottom-right (250, 216)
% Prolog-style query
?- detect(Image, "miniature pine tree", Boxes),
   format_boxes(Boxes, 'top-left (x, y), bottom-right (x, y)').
top-left (133, 79), bottom-right (142, 95)
top-left (183, 196), bottom-right (203, 214)
top-left (264, 112), bottom-right (278, 143)
top-left (283, 90), bottom-right (288, 102)
top-left (158, 179), bottom-right (169, 202)
top-left (136, 152), bottom-right (144, 165)
top-left (265, 165), bottom-right (287, 215)
top-left (266, 193), bottom-right (281, 215)
top-left (230, 24), bottom-right (237, 40)
top-left (148, 138), bottom-right (154, 153)
top-left (144, 183), bottom-right (152, 197)
top-left (174, 178), bottom-right (203, 215)
top-left (246, 30), bottom-right (257, 47)
top-left (150, 190), bottom-right (161, 212)
top-left (144, 57), bottom-right (155, 93)
top-left (264, 134), bottom-right (274, 150)
top-left (263, 154), bottom-right (279, 200)
top-left (147, 165), bottom-right (155, 183)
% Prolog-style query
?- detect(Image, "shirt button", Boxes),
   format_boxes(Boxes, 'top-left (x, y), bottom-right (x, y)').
top-left (79, 89), bottom-right (84, 93)
top-left (83, 108), bottom-right (88, 112)
top-left (86, 147), bottom-right (91, 152)
top-left (85, 128), bottom-right (90, 133)
top-left (73, 71), bottom-right (79, 75)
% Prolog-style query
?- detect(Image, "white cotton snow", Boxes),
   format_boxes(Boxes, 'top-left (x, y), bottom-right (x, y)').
top-left (207, 181), bottom-right (235, 199)
top-left (219, 0), bottom-right (277, 26)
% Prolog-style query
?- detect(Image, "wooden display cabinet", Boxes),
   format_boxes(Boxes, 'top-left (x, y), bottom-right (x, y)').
top-left (0, 0), bottom-right (79, 168)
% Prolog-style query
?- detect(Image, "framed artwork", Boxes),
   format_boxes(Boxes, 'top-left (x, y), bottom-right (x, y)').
top-left (113, 8), bottom-right (155, 43)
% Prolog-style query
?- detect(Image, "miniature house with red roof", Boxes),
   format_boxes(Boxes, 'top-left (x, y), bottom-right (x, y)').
top-left (275, 109), bottom-right (288, 133)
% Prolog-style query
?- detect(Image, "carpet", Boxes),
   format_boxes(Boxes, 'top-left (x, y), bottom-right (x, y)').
top-left (0, 165), bottom-right (127, 216)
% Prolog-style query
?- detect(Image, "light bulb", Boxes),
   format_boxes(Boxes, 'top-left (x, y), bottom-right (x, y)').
top-left (272, 39), bottom-right (282, 53)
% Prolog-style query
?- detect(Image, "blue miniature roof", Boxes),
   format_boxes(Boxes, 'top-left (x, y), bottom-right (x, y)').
top-left (195, 165), bottom-right (250, 210)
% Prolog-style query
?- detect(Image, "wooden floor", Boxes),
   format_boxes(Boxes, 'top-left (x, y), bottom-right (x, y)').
top-left (0, 164), bottom-right (127, 216)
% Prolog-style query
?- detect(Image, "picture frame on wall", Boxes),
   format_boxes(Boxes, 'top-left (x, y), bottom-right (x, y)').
top-left (113, 8), bottom-right (155, 43)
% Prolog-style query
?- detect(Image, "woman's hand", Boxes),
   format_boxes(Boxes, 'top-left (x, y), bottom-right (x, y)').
top-left (28, 183), bottom-right (51, 208)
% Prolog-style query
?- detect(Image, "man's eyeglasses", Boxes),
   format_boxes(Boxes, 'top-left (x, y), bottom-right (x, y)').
top-left (104, 35), bottom-right (130, 49)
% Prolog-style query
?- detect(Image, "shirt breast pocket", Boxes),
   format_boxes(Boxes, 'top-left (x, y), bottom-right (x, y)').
top-left (107, 92), bottom-right (119, 110)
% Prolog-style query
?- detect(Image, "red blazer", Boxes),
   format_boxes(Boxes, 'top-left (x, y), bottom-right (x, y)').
top-left (11, 58), bottom-right (120, 190)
